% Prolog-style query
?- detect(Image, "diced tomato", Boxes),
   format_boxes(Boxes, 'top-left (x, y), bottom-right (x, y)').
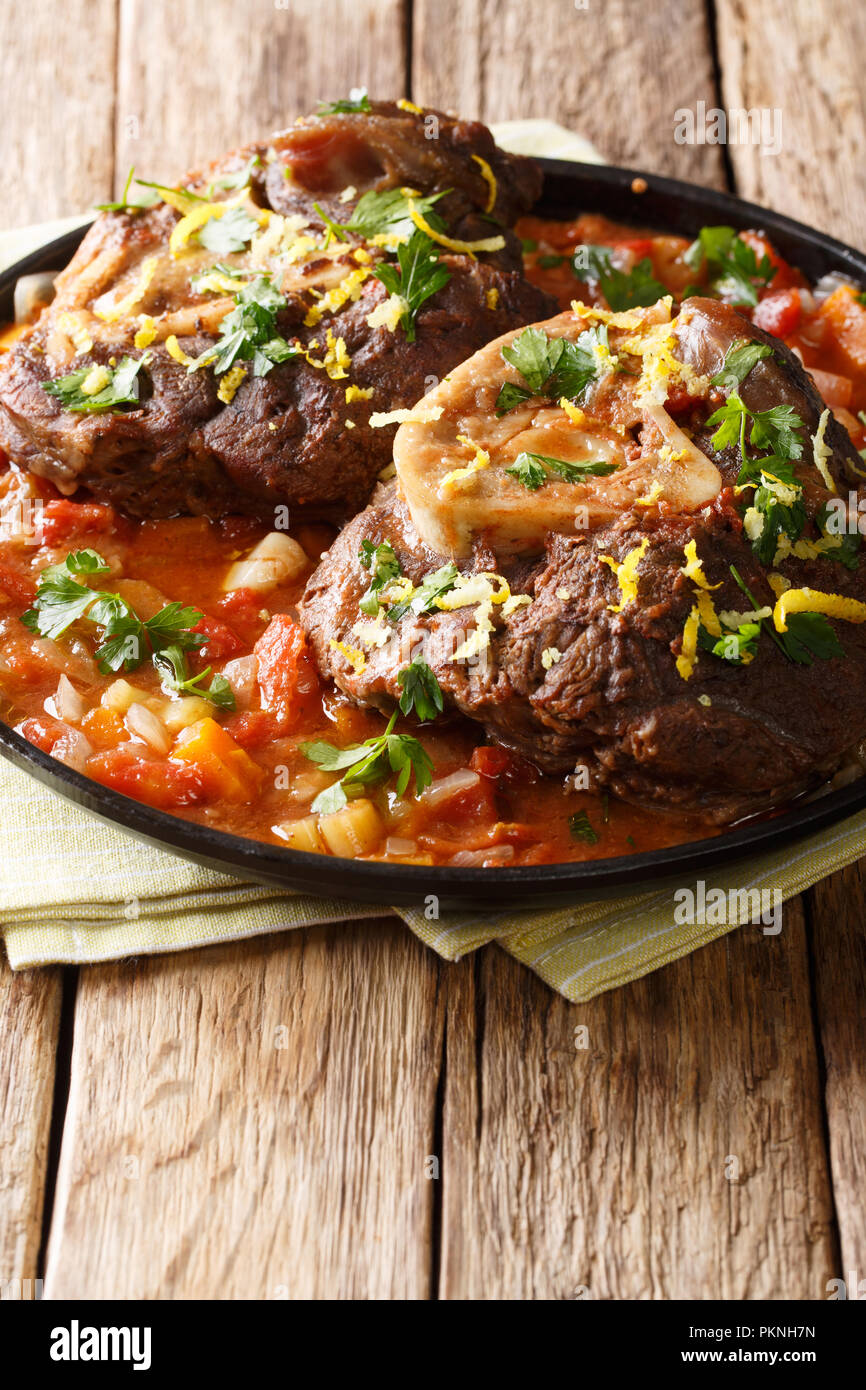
top-left (15, 714), bottom-right (68, 754)
top-left (470, 745), bottom-right (539, 790)
top-left (216, 587), bottom-right (269, 643)
top-left (808, 366), bottom-right (853, 409)
top-left (617, 237), bottom-right (654, 259)
top-left (254, 614), bottom-right (320, 733)
top-left (188, 615), bottom-right (245, 661)
top-left (221, 709), bottom-right (281, 750)
top-left (88, 745), bottom-right (207, 808)
top-left (39, 499), bottom-right (120, 544)
top-left (753, 288), bottom-right (802, 339)
top-left (817, 286), bottom-right (866, 379)
top-left (0, 561), bottom-right (36, 605)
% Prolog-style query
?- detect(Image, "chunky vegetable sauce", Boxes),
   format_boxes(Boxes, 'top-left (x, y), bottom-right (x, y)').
top-left (2, 213), bottom-right (865, 866)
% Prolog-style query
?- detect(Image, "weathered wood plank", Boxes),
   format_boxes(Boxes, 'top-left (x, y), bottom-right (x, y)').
top-left (412, 0), bottom-right (725, 184)
top-left (43, 922), bottom-right (444, 1299)
top-left (716, 0), bottom-right (866, 1298)
top-left (0, 957), bottom-right (63, 1297)
top-left (114, 0), bottom-right (408, 186)
top-left (716, 0), bottom-right (866, 236)
top-left (440, 906), bottom-right (837, 1299)
top-left (0, 0), bottom-right (118, 226)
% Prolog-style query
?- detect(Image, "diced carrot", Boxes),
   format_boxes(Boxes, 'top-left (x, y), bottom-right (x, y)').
top-left (808, 366), bottom-right (853, 409)
top-left (171, 717), bottom-right (264, 802)
top-left (221, 709), bottom-right (280, 750)
top-left (81, 706), bottom-right (126, 749)
top-left (817, 286), bottom-right (866, 378)
top-left (753, 288), bottom-right (802, 339)
top-left (254, 614), bottom-right (320, 733)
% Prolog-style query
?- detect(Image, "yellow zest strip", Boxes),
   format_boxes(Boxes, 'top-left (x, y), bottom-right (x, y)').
top-left (681, 539), bottom-right (722, 591)
top-left (676, 606), bottom-right (700, 681)
top-left (635, 480), bottom-right (664, 507)
top-left (95, 256), bottom-right (159, 322)
top-left (471, 154), bottom-right (498, 213)
top-left (345, 384), bottom-right (373, 403)
top-left (772, 587), bottom-right (866, 633)
top-left (599, 538), bottom-right (649, 613)
top-left (169, 204), bottom-right (226, 256)
top-left (369, 404), bottom-right (444, 428)
top-left (812, 408), bottom-right (837, 494)
top-left (217, 364), bottom-right (246, 404)
top-left (695, 588), bottom-right (721, 638)
top-left (329, 639), bottom-right (366, 674)
top-left (397, 98), bottom-right (423, 115)
top-left (56, 311), bottom-right (93, 354)
top-left (134, 314), bottom-right (157, 349)
top-left (440, 434), bottom-right (491, 492)
top-left (165, 335), bottom-right (216, 371)
top-left (304, 266), bottom-right (370, 327)
top-left (559, 397), bottom-right (586, 425)
top-left (407, 200), bottom-right (505, 258)
top-left (485, 287), bottom-right (499, 310)
top-left (304, 330), bottom-right (351, 379)
top-left (194, 270), bottom-right (252, 296)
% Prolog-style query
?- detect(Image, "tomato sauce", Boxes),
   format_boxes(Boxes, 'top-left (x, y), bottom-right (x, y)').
top-left (2, 215), bottom-right (865, 866)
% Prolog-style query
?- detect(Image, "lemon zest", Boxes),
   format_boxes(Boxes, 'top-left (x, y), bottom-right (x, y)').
top-left (471, 154), bottom-right (498, 213)
top-left (95, 256), bottom-right (159, 322)
top-left (217, 364), bottom-right (246, 404)
top-left (773, 587), bottom-right (866, 633)
top-left (407, 199), bottom-right (505, 258)
top-left (681, 539), bottom-right (722, 591)
top-left (599, 538), bottom-right (649, 612)
top-left (328, 639), bottom-right (366, 674)
top-left (676, 606), bottom-right (700, 681)
top-left (812, 408), bottom-right (837, 494)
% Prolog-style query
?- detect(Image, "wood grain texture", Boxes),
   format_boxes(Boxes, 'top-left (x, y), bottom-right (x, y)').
top-left (0, 958), bottom-right (62, 1296)
top-left (114, 0), bottom-right (408, 187)
top-left (441, 904), bottom-right (836, 1300)
top-left (43, 922), bottom-right (444, 1299)
top-left (808, 865), bottom-right (866, 1293)
top-left (0, 0), bottom-right (118, 226)
top-left (716, 0), bottom-right (866, 241)
top-left (412, 0), bottom-right (726, 184)
top-left (716, 0), bottom-right (866, 1296)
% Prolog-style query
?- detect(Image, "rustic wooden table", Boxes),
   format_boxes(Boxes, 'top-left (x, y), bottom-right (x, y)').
top-left (1, 0), bottom-right (865, 1301)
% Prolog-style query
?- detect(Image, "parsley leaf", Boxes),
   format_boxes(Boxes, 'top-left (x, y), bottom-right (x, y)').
top-left (210, 276), bottom-right (300, 376)
top-left (574, 244), bottom-right (666, 312)
top-left (316, 89), bottom-right (372, 116)
top-left (684, 226), bottom-right (776, 307)
top-left (710, 339), bottom-right (773, 392)
top-left (816, 501), bottom-right (862, 571)
top-left (302, 709), bottom-right (434, 813)
top-left (698, 620), bottom-right (761, 664)
top-left (779, 611), bottom-right (845, 665)
top-left (359, 539), bottom-right (401, 614)
top-left (397, 661), bottom-right (443, 721)
top-left (569, 810), bottom-right (600, 845)
top-left (43, 356), bottom-right (147, 414)
top-left (373, 229), bottom-right (451, 342)
top-left (94, 166), bottom-right (161, 214)
top-left (153, 643), bottom-right (236, 709)
top-left (506, 450), bottom-right (617, 489)
top-left (499, 324), bottom-right (604, 406)
top-left (205, 156), bottom-right (261, 198)
top-left (750, 483), bottom-right (807, 566)
top-left (387, 563), bottom-right (459, 624)
top-left (342, 187), bottom-right (445, 242)
top-left (197, 206), bottom-right (260, 255)
top-left (495, 381), bottom-right (533, 415)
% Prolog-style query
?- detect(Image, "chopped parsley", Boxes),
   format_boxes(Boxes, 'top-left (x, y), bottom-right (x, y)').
top-left (210, 275), bottom-right (300, 376)
top-left (506, 450), bottom-right (617, 490)
top-left (197, 206), bottom-right (260, 255)
top-left (153, 644), bottom-right (235, 710)
top-left (205, 156), bottom-right (261, 197)
top-left (709, 339), bottom-right (773, 392)
top-left (20, 550), bottom-right (220, 685)
top-left (316, 90), bottom-right (372, 116)
top-left (698, 620), bottom-right (761, 665)
top-left (43, 356), bottom-right (147, 414)
top-left (358, 539), bottom-right (401, 614)
top-left (397, 660), bottom-right (443, 721)
top-left (729, 565), bottom-right (844, 666)
top-left (574, 244), bottom-right (666, 312)
top-left (94, 166), bottom-right (161, 214)
top-left (342, 187), bottom-right (445, 241)
top-left (569, 810), bottom-right (600, 845)
top-left (386, 563), bottom-right (459, 624)
top-left (496, 323), bottom-right (610, 413)
top-left (684, 226), bottom-right (776, 307)
top-left (373, 228), bottom-right (451, 342)
top-left (301, 709), bottom-right (434, 814)
top-left (816, 501), bottom-right (861, 571)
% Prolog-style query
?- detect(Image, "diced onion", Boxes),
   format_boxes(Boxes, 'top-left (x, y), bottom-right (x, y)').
top-left (449, 844), bottom-right (515, 867)
top-left (221, 655), bottom-right (258, 709)
top-left (14, 271), bottom-right (56, 324)
top-left (46, 674), bottom-right (86, 724)
top-left (419, 768), bottom-right (480, 807)
top-left (223, 532), bottom-right (308, 594)
top-left (158, 695), bottom-right (215, 733)
top-left (385, 836), bottom-right (418, 855)
top-left (51, 726), bottom-right (94, 774)
top-left (125, 702), bottom-right (171, 755)
top-left (102, 679), bottom-right (148, 713)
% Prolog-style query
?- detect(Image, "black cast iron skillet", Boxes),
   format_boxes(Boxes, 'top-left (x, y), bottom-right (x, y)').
top-left (2, 157), bottom-right (866, 910)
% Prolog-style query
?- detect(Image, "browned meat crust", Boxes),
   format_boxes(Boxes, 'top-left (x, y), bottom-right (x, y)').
top-left (0, 101), bottom-right (553, 520)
